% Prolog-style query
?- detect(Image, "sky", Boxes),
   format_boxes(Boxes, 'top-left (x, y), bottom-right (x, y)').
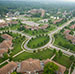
top-left (0, 0), bottom-right (75, 2)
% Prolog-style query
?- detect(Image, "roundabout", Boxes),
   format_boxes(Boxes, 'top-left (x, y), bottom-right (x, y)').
top-left (24, 34), bottom-right (50, 50)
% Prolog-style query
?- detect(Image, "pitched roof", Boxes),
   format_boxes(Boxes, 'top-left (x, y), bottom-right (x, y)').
top-left (40, 24), bottom-right (48, 29)
top-left (0, 40), bottom-right (12, 49)
top-left (70, 24), bottom-right (75, 29)
top-left (0, 23), bottom-right (8, 28)
top-left (44, 59), bottom-right (66, 74)
top-left (19, 58), bottom-right (42, 73)
top-left (65, 34), bottom-right (74, 40)
top-left (1, 34), bottom-right (13, 40)
top-left (0, 61), bottom-right (17, 74)
top-left (0, 49), bottom-right (8, 54)
top-left (64, 29), bottom-right (71, 35)
top-left (53, 18), bottom-right (63, 24)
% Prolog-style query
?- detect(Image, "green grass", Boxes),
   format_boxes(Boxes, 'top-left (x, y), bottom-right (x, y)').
top-left (54, 34), bottom-right (75, 52)
top-left (13, 48), bottom-right (53, 61)
top-left (27, 35), bottom-right (50, 48)
top-left (53, 55), bottom-right (72, 69)
top-left (0, 62), bottom-right (8, 68)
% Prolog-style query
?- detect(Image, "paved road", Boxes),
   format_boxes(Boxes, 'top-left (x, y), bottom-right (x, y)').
top-left (24, 18), bottom-right (75, 56)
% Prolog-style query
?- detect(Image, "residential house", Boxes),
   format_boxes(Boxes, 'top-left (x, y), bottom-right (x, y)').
top-left (17, 58), bottom-right (42, 74)
top-left (1, 34), bottom-right (13, 41)
top-left (70, 24), bottom-right (75, 29)
top-left (38, 19), bottom-right (48, 23)
top-left (0, 61), bottom-right (17, 74)
top-left (0, 40), bottom-right (13, 49)
top-left (40, 24), bottom-right (48, 29)
top-left (64, 29), bottom-right (71, 35)
top-left (53, 18), bottom-right (63, 24)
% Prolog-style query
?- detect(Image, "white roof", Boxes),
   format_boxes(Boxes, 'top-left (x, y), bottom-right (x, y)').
top-left (0, 19), bottom-right (5, 23)
top-left (21, 21), bottom-right (40, 26)
top-left (6, 18), bottom-right (12, 21)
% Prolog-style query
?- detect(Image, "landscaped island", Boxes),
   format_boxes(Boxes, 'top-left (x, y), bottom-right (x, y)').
top-left (27, 34), bottom-right (50, 49)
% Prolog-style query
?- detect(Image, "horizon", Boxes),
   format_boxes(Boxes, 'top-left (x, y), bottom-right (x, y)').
top-left (0, 0), bottom-right (75, 2)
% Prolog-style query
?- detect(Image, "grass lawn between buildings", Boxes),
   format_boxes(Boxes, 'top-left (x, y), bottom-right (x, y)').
top-left (54, 33), bottom-right (75, 52)
top-left (27, 35), bottom-right (50, 49)
top-left (53, 55), bottom-right (72, 69)
top-left (13, 48), bottom-right (54, 61)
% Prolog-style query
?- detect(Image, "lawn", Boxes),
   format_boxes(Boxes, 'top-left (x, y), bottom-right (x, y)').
top-left (27, 35), bottom-right (50, 48)
top-left (13, 48), bottom-right (53, 61)
top-left (54, 33), bottom-right (75, 52)
top-left (53, 55), bottom-right (72, 69)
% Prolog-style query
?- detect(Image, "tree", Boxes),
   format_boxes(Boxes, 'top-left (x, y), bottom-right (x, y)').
top-left (11, 72), bottom-right (17, 74)
top-left (69, 55), bottom-right (75, 62)
top-left (53, 49), bottom-right (56, 54)
top-left (43, 62), bottom-right (59, 74)
top-left (58, 50), bottom-right (63, 57)
top-left (3, 53), bottom-right (8, 60)
top-left (69, 31), bottom-right (74, 35)
top-left (9, 55), bottom-right (13, 61)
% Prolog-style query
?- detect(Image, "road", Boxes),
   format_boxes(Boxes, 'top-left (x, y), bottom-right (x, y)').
top-left (24, 18), bottom-right (75, 56)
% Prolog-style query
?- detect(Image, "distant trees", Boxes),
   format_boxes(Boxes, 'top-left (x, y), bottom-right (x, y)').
top-left (53, 49), bottom-right (56, 54)
top-left (43, 62), bottom-right (59, 74)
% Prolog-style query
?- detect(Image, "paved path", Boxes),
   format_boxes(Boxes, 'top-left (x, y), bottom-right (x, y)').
top-left (0, 59), bottom-right (9, 65)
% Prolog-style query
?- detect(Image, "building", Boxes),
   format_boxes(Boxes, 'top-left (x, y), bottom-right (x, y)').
top-left (40, 24), bottom-right (48, 29)
top-left (64, 29), bottom-right (71, 35)
top-left (28, 9), bottom-right (45, 17)
top-left (17, 58), bottom-right (66, 74)
top-left (1, 34), bottom-right (13, 41)
top-left (21, 21), bottom-right (40, 27)
top-left (0, 19), bottom-right (8, 28)
top-left (38, 19), bottom-right (48, 23)
top-left (70, 24), bottom-right (75, 29)
top-left (17, 58), bottom-right (42, 74)
top-left (0, 61), bottom-right (17, 74)
top-left (53, 18), bottom-right (63, 24)
top-left (0, 40), bottom-right (13, 49)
